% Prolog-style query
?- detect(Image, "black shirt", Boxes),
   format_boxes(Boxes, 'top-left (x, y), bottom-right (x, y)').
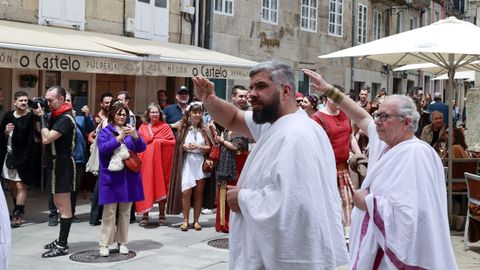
top-left (47, 113), bottom-right (75, 163)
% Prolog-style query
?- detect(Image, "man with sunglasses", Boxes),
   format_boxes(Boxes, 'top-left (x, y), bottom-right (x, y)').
top-left (304, 70), bottom-right (456, 269)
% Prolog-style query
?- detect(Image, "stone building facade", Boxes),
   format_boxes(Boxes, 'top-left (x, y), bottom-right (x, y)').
top-left (0, 0), bottom-right (249, 113)
top-left (0, 0), bottom-right (468, 112)
top-left (211, 0), bottom-right (454, 99)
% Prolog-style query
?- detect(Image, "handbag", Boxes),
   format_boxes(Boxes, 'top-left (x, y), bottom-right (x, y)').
top-left (86, 122), bottom-right (104, 176)
top-left (5, 152), bottom-right (15, 169)
top-left (202, 158), bottom-right (215, 173)
top-left (124, 150), bottom-right (142, 173)
top-left (202, 143), bottom-right (220, 173)
top-left (209, 143), bottom-right (221, 163)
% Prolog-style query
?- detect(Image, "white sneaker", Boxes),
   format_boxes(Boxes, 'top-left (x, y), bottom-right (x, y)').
top-left (201, 208), bottom-right (212, 215)
top-left (118, 244), bottom-right (129, 254)
top-left (99, 246), bottom-right (109, 257)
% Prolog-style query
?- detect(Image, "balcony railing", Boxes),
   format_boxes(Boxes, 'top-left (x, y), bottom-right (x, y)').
top-left (371, 0), bottom-right (432, 9)
top-left (371, 0), bottom-right (406, 5)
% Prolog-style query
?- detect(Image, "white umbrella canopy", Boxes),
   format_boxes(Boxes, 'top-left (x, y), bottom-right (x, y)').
top-left (319, 16), bottom-right (480, 221)
top-left (393, 61), bottom-right (480, 75)
top-left (432, 71), bottom-right (475, 81)
top-left (393, 64), bottom-right (476, 80)
top-left (320, 17), bottom-right (480, 68)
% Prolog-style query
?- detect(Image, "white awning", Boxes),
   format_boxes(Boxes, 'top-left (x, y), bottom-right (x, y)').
top-left (0, 20), bottom-right (256, 78)
top-left (432, 71), bottom-right (476, 81)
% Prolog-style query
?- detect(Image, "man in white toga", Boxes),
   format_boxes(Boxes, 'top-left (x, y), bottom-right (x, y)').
top-left (304, 69), bottom-right (457, 269)
top-left (193, 60), bottom-right (348, 270)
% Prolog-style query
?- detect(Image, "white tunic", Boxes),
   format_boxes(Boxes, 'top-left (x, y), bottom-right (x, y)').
top-left (1, 131), bottom-right (21, 181)
top-left (0, 188), bottom-right (11, 269)
top-left (181, 128), bottom-right (210, 191)
top-left (230, 110), bottom-right (349, 270)
top-left (348, 121), bottom-right (457, 269)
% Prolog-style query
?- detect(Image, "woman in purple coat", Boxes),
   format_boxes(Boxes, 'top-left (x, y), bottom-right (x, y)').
top-left (96, 102), bottom-right (146, 257)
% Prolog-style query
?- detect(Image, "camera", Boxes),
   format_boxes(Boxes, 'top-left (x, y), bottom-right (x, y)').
top-left (28, 97), bottom-right (49, 112)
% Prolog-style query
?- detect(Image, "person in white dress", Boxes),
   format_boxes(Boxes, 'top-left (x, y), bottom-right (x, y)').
top-left (167, 102), bottom-right (211, 231)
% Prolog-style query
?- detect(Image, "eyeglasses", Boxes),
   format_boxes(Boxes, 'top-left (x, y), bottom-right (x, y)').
top-left (372, 112), bottom-right (405, 122)
top-left (116, 113), bottom-right (127, 117)
top-left (296, 100), bottom-right (303, 104)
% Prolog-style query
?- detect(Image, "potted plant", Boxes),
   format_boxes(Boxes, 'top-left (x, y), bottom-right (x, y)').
top-left (19, 74), bottom-right (38, 88)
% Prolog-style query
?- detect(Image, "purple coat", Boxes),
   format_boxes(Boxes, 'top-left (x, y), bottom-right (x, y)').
top-left (97, 124), bottom-right (146, 205)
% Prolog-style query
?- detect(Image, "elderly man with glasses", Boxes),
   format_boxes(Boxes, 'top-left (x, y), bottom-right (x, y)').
top-left (304, 70), bottom-right (457, 270)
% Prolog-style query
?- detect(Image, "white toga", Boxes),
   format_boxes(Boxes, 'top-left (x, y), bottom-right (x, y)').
top-left (229, 110), bottom-right (349, 270)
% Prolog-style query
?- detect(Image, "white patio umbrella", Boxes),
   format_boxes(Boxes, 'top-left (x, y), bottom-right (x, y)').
top-left (432, 71), bottom-right (475, 81)
top-left (319, 16), bottom-right (480, 220)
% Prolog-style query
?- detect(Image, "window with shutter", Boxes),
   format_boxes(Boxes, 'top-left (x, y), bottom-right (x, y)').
top-left (135, 0), bottom-right (169, 41)
top-left (38, 0), bottom-right (85, 30)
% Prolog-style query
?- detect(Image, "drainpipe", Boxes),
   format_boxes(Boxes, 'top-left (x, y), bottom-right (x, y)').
top-left (123, 0), bottom-right (126, 36)
top-left (194, 0), bottom-right (200, 46)
top-left (350, 0), bottom-right (356, 96)
top-left (203, 0), bottom-right (212, 49)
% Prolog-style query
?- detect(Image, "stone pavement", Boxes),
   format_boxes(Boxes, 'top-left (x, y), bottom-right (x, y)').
top-left (6, 189), bottom-right (480, 269)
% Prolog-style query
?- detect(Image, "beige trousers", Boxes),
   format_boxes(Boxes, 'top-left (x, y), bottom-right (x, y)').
top-left (99, 202), bottom-right (132, 247)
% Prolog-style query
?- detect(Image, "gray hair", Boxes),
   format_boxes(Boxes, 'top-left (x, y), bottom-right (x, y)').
top-left (388, 94), bottom-right (420, 132)
top-left (144, 102), bottom-right (165, 123)
top-left (249, 60), bottom-right (296, 97)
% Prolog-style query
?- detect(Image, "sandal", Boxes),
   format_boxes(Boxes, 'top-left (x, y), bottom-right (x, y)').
top-left (180, 221), bottom-right (189, 231)
top-left (44, 239), bottom-right (60, 250)
top-left (139, 217), bottom-right (148, 227)
top-left (41, 242), bottom-right (69, 258)
top-left (193, 222), bottom-right (202, 231)
top-left (11, 216), bottom-right (22, 228)
top-left (159, 215), bottom-right (166, 225)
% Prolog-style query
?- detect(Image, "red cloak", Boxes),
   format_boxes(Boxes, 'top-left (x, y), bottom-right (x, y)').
top-left (136, 121), bottom-right (176, 214)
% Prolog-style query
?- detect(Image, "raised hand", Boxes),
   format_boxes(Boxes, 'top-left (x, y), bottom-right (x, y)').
top-left (302, 69), bottom-right (333, 95)
top-left (192, 76), bottom-right (215, 101)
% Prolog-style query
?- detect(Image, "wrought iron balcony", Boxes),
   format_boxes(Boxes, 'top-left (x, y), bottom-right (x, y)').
top-left (371, 0), bottom-right (432, 9)
top-left (370, 0), bottom-right (406, 5)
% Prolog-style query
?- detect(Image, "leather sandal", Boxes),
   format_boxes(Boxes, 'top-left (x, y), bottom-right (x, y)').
top-left (159, 215), bottom-right (166, 225)
top-left (44, 239), bottom-right (60, 250)
top-left (180, 221), bottom-right (189, 231)
top-left (41, 242), bottom-right (68, 258)
top-left (193, 222), bottom-right (202, 231)
top-left (139, 217), bottom-right (148, 227)
top-left (11, 216), bottom-right (21, 228)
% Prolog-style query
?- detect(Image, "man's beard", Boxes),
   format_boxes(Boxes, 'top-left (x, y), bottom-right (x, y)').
top-left (252, 91), bottom-right (280, 124)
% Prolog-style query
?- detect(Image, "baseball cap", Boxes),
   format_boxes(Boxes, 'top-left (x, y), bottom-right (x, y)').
top-left (295, 92), bottom-right (304, 99)
top-left (177, 86), bottom-right (189, 94)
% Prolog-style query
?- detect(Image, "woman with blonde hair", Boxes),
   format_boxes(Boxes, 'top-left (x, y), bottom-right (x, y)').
top-left (167, 102), bottom-right (211, 231)
top-left (136, 103), bottom-right (176, 226)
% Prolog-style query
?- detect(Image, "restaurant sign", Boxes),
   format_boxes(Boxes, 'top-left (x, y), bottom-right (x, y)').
top-left (0, 48), bottom-right (252, 79)
top-left (143, 61), bottom-right (252, 79)
top-left (0, 48), bottom-right (142, 75)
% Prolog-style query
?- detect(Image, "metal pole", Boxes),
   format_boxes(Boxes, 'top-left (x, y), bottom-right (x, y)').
top-left (350, 0), bottom-right (356, 94)
top-left (447, 53), bottom-right (454, 223)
